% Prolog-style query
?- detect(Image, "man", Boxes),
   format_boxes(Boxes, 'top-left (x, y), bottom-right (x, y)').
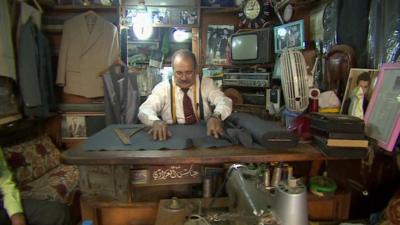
top-left (0, 149), bottom-right (71, 225)
top-left (138, 49), bottom-right (232, 141)
top-left (0, 149), bottom-right (26, 225)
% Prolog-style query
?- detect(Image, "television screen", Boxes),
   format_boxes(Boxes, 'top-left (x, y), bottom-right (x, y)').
top-left (231, 34), bottom-right (258, 61)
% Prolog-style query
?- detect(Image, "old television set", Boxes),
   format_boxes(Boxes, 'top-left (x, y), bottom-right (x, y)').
top-left (230, 28), bottom-right (273, 64)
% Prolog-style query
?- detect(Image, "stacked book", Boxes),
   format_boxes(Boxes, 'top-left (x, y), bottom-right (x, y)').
top-left (310, 113), bottom-right (368, 158)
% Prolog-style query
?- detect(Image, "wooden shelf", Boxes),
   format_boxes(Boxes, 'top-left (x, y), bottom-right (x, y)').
top-left (48, 5), bottom-right (119, 11)
top-left (201, 6), bottom-right (240, 13)
top-left (152, 24), bottom-right (198, 28)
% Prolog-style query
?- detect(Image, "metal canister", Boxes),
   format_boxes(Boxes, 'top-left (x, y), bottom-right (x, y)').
top-left (271, 166), bottom-right (282, 187)
top-left (263, 169), bottom-right (270, 187)
top-left (287, 166), bottom-right (293, 179)
top-left (203, 177), bottom-right (212, 198)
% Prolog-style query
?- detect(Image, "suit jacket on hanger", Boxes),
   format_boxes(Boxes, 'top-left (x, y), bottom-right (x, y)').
top-left (56, 12), bottom-right (119, 98)
top-left (18, 21), bottom-right (56, 118)
top-left (103, 64), bottom-right (140, 125)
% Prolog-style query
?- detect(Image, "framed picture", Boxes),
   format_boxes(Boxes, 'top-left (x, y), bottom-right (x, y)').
top-left (62, 116), bottom-right (86, 138)
top-left (364, 63), bottom-right (400, 152)
top-left (0, 77), bottom-right (21, 125)
top-left (61, 113), bottom-right (105, 139)
top-left (206, 25), bottom-right (234, 64)
top-left (273, 20), bottom-right (305, 53)
top-left (125, 7), bottom-right (198, 27)
top-left (127, 41), bottom-right (159, 65)
top-left (340, 68), bottom-right (379, 117)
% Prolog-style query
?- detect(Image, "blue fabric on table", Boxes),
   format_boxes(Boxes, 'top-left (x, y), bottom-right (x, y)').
top-left (84, 122), bottom-right (232, 151)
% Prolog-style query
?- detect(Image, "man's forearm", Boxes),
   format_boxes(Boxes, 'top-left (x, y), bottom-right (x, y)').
top-left (213, 96), bottom-right (232, 121)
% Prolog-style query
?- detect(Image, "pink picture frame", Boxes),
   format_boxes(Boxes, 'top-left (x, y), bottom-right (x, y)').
top-left (364, 63), bottom-right (400, 152)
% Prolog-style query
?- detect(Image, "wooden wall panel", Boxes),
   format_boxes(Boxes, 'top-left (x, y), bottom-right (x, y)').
top-left (79, 165), bottom-right (131, 202)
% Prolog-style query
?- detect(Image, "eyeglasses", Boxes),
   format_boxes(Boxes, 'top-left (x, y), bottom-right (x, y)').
top-left (174, 70), bottom-right (194, 77)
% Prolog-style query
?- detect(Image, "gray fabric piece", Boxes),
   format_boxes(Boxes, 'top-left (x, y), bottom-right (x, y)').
top-left (84, 122), bottom-right (232, 151)
top-left (226, 112), bottom-right (299, 149)
top-left (103, 64), bottom-right (140, 125)
top-left (226, 128), bottom-right (255, 149)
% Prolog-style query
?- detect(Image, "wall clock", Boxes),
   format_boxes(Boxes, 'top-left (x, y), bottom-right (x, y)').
top-left (238, 0), bottom-right (272, 29)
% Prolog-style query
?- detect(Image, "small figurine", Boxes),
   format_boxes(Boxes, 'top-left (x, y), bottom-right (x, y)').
top-left (348, 72), bottom-right (371, 119)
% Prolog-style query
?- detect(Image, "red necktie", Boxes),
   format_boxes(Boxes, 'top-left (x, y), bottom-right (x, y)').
top-left (181, 88), bottom-right (197, 124)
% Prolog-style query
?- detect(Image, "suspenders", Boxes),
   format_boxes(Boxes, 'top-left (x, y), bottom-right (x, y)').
top-left (169, 77), bottom-right (204, 123)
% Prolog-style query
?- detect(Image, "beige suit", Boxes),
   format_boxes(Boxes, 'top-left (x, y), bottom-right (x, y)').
top-left (56, 12), bottom-right (119, 98)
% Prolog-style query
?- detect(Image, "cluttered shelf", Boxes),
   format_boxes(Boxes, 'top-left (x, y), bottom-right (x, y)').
top-left (200, 6), bottom-right (241, 13)
top-left (45, 5), bottom-right (119, 11)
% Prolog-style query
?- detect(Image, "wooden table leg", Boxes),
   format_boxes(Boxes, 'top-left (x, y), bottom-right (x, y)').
top-left (309, 160), bottom-right (323, 177)
top-left (80, 196), bottom-right (98, 225)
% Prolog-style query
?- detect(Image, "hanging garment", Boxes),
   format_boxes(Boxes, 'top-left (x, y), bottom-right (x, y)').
top-left (0, 0), bottom-right (16, 79)
top-left (56, 11), bottom-right (119, 98)
top-left (17, 2), bottom-right (42, 48)
top-left (103, 64), bottom-right (140, 125)
top-left (18, 21), bottom-right (56, 118)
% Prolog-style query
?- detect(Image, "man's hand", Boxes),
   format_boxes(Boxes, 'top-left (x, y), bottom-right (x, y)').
top-left (148, 120), bottom-right (171, 141)
top-left (207, 117), bottom-right (224, 138)
top-left (10, 213), bottom-right (26, 225)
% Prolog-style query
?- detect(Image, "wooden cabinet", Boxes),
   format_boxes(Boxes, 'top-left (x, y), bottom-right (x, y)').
top-left (62, 143), bottom-right (346, 224)
top-left (308, 191), bottom-right (351, 221)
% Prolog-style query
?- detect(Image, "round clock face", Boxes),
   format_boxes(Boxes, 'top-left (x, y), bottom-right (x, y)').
top-left (239, 0), bottom-right (272, 29)
top-left (244, 0), bottom-right (261, 20)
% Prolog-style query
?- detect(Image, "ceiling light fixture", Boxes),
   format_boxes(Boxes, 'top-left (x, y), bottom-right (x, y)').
top-left (133, 0), bottom-right (153, 40)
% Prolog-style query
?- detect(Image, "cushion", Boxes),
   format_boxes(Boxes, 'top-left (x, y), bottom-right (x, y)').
top-left (3, 135), bottom-right (60, 185)
top-left (19, 164), bottom-right (79, 204)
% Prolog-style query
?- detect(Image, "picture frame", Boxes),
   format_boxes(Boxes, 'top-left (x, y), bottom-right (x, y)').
top-left (364, 63), bottom-right (400, 152)
top-left (125, 7), bottom-right (199, 27)
top-left (0, 77), bottom-right (21, 125)
top-left (62, 116), bottom-right (87, 138)
top-left (127, 41), bottom-right (160, 65)
top-left (61, 113), bottom-right (105, 139)
top-left (340, 68), bottom-right (379, 116)
top-left (273, 19), bottom-right (305, 53)
top-left (206, 24), bottom-right (235, 65)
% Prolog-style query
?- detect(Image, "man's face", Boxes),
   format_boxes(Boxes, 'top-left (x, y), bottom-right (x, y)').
top-left (173, 56), bottom-right (196, 89)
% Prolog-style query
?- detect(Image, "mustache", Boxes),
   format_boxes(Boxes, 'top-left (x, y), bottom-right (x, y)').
top-left (176, 80), bottom-right (192, 84)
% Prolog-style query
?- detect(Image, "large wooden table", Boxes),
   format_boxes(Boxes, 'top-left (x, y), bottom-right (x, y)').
top-left (62, 143), bottom-right (343, 165)
top-left (61, 144), bottom-right (348, 225)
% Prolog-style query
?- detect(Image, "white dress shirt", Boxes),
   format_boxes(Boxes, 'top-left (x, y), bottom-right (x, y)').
top-left (138, 76), bottom-right (232, 126)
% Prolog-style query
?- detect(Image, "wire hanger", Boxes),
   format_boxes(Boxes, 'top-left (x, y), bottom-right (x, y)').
top-left (84, 10), bottom-right (97, 16)
top-left (98, 58), bottom-right (127, 77)
top-left (32, 0), bottom-right (43, 13)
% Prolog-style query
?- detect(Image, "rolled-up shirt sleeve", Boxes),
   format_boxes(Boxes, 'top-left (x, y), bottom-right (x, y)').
top-left (0, 149), bottom-right (23, 217)
top-left (138, 83), bottom-right (167, 126)
top-left (204, 78), bottom-right (232, 120)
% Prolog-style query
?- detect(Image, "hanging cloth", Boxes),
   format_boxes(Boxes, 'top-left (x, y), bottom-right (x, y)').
top-left (17, 2), bottom-right (42, 49)
top-left (0, 0), bottom-right (16, 79)
top-left (103, 64), bottom-right (140, 125)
